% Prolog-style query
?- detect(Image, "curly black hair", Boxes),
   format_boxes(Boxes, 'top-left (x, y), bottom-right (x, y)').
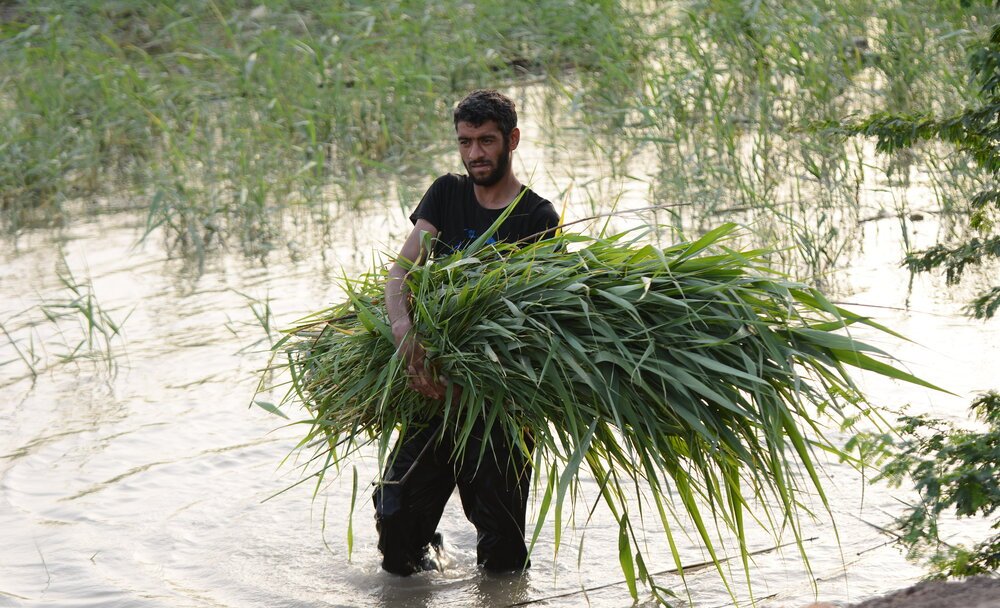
top-left (453, 89), bottom-right (517, 139)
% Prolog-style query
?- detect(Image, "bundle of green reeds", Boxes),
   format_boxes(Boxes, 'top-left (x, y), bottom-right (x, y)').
top-left (266, 222), bottom-right (935, 596)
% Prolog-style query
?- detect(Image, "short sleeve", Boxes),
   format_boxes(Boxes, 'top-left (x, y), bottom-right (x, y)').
top-left (528, 201), bottom-right (561, 242)
top-left (408, 176), bottom-right (448, 230)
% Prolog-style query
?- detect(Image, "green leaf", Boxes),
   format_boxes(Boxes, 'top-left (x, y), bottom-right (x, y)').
top-left (253, 400), bottom-right (289, 419)
top-left (347, 466), bottom-right (358, 559)
top-left (831, 349), bottom-right (954, 394)
top-left (619, 515), bottom-right (638, 599)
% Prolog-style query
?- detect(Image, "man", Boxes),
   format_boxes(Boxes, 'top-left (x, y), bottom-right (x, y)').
top-left (376, 89), bottom-right (560, 576)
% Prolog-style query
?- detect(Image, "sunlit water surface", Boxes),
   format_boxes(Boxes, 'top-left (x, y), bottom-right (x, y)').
top-left (2, 89), bottom-right (998, 608)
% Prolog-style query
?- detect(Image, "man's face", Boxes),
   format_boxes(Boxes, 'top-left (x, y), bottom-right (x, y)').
top-left (456, 120), bottom-right (518, 187)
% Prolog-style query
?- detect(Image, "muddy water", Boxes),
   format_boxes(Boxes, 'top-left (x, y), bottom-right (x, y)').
top-left (2, 96), bottom-right (999, 608)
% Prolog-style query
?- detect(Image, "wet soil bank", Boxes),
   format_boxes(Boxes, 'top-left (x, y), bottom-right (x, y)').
top-left (848, 577), bottom-right (1000, 608)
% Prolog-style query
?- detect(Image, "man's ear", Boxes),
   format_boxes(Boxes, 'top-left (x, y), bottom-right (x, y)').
top-left (508, 127), bottom-right (520, 151)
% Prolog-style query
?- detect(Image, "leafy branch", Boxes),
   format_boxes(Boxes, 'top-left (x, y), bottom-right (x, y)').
top-left (842, 23), bottom-right (1000, 318)
top-left (876, 392), bottom-right (1000, 578)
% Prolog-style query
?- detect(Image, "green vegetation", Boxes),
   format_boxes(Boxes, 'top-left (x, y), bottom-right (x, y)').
top-left (0, 0), bottom-right (642, 253)
top-left (843, 24), bottom-right (1000, 579)
top-left (262, 223), bottom-right (939, 599)
top-left (875, 392), bottom-right (1000, 577)
top-left (4, 0), bottom-right (996, 596)
top-left (0, 259), bottom-right (126, 386)
top-left (4, 0), bottom-right (994, 285)
top-left (623, 0), bottom-right (994, 285)
top-left (845, 23), bottom-right (1000, 319)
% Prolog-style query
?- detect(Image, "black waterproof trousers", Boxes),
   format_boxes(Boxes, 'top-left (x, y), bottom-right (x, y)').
top-left (373, 417), bottom-right (532, 575)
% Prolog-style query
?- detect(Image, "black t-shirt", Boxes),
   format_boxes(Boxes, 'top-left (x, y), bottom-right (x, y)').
top-left (409, 173), bottom-right (560, 257)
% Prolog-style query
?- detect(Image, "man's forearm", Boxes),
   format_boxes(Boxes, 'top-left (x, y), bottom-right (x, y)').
top-left (385, 264), bottom-right (412, 344)
top-left (387, 220), bottom-right (435, 347)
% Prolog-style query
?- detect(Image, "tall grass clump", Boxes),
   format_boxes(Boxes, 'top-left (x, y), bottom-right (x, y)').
top-left (621, 0), bottom-right (992, 287)
top-left (0, 1), bottom-right (646, 253)
top-left (263, 222), bottom-right (939, 598)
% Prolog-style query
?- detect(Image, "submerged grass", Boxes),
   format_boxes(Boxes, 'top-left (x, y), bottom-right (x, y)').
top-left (262, 223), bottom-right (940, 599)
top-left (0, 259), bottom-right (127, 387)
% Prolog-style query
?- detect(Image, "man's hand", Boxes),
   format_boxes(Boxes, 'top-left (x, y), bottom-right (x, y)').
top-left (393, 318), bottom-right (448, 400)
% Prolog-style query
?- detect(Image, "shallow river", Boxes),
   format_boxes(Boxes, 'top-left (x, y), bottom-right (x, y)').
top-left (2, 92), bottom-right (998, 608)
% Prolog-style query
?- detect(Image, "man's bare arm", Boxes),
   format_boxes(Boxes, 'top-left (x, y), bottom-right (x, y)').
top-left (386, 219), bottom-right (447, 399)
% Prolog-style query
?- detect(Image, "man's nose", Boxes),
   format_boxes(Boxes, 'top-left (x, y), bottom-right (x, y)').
top-left (469, 141), bottom-right (485, 159)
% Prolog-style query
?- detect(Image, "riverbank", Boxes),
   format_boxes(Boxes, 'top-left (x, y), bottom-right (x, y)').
top-left (840, 577), bottom-right (1000, 608)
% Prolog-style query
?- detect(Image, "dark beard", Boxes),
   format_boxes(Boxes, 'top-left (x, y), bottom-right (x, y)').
top-left (464, 142), bottom-right (511, 187)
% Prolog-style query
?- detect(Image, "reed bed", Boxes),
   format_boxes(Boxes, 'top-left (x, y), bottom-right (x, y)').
top-left (0, 1), bottom-right (642, 252)
top-left (615, 0), bottom-right (994, 285)
top-left (2, 0), bottom-right (989, 291)
top-left (267, 223), bottom-right (937, 596)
